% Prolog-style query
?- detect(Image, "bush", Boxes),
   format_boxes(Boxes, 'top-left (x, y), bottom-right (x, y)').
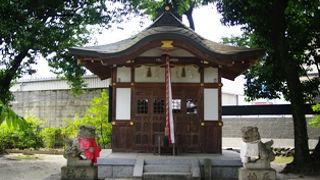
top-left (0, 116), bottom-right (43, 150)
top-left (62, 90), bottom-right (112, 148)
top-left (0, 125), bottom-right (15, 153)
top-left (1, 91), bottom-right (112, 152)
top-left (40, 127), bottom-right (64, 148)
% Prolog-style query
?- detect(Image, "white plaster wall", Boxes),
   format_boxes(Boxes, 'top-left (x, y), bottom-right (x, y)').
top-left (204, 88), bottom-right (219, 121)
top-left (135, 66), bottom-right (165, 82)
top-left (116, 67), bottom-right (131, 82)
top-left (116, 88), bottom-right (131, 120)
top-left (204, 67), bottom-right (218, 83)
top-left (134, 65), bottom-right (200, 83)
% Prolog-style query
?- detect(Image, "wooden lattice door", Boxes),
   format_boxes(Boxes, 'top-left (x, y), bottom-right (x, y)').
top-left (133, 85), bottom-right (203, 153)
top-left (172, 85), bottom-right (202, 153)
top-left (132, 86), bottom-right (165, 152)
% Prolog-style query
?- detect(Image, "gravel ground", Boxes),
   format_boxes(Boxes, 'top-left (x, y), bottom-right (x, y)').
top-left (0, 153), bottom-right (319, 180)
top-left (0, 153), bottom-right (66, 180)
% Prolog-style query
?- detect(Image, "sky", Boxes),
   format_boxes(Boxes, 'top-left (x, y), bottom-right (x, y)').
top-left (28, 4), bottom-right (249, 96)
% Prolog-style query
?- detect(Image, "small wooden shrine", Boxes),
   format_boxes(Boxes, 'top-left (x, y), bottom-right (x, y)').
top-left (70, 5), bottom-right (264, 154)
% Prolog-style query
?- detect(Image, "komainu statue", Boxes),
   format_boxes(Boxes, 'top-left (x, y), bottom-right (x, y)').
top-left (239, 126), bottom-right (276, 180)
top-left (240, 126), bottom-right (275, 169)
top-left (63, 138), bottom-right (82, 161)
top-left (61, 125), bottom-right (100, 180)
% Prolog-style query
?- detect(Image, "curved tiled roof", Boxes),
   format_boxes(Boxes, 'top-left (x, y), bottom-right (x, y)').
top-left (70, 26), bottom-right (263, 59)
top-left (69, 7), bottom-right (264, 80)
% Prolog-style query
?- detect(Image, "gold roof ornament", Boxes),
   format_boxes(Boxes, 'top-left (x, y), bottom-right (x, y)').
top-left (161, 40), bottom-right (174, 50)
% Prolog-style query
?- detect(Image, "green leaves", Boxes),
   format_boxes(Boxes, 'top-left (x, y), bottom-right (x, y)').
top-left (0, 116), bottom-right (43, 150)
top-left (309, 103), bottom-right (320, 128)
top-left (40, 127), bottom-right (64, 148)
top-left (0, 0), bottom-right (130, 105)
top-left (217, 0), bottom-right (320, 103)
top-left (0, 101), bottom-right (26, 128)
top-left (217, 1), bottom-right (319, 171)
top-left (62, 90), bottom-right (111, 148)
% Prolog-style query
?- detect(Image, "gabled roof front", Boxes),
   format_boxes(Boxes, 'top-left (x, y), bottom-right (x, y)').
top-left (69, 5), bottom-right (264, 80)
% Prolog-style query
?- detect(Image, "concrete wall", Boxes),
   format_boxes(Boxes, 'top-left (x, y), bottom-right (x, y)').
top-left (11, 89), bottom-right (104, 127)
top-left (222, 117), bottom-right (320, 140)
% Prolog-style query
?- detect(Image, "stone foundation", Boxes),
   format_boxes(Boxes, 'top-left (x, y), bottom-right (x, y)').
top-left (61, 165), bottom-right (97, 180)
top-left (239, 167), bottom-right (276, 180)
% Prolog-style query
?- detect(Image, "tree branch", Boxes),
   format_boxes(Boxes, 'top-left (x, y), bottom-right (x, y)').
top-left (184, 3), bottom-right (195, 30)
top-left (0, 50), bottom-right (28, 104)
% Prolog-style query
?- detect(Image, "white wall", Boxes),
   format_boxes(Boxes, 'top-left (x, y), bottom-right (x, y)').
top-left (116, 88), bottom-right (131, 120)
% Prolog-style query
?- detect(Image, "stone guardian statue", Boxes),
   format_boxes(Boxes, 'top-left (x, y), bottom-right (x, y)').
top-left (61, 125), bottom-right (100, 180)
top-left (239, 126), bottom-right (276, 180)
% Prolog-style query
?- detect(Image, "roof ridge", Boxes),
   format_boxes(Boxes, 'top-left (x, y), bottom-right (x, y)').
top-left (146, 5), bottom-right (188, 30)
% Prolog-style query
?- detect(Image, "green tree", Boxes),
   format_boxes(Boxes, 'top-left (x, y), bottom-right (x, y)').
top-left (63, 90), bottom-right (111, 148)
top-left (309, 104), bottom-right (320, 129)
top-left (127, 0), bottom-right (214, 30)
top-left (0, 0), bottom-right (128, 105)
top-left (216, 0), bottom-right (319, 173)
top-left (309, 104), bottom-right (320, 162)
top-left (0, 101), bottom-right (26, 127)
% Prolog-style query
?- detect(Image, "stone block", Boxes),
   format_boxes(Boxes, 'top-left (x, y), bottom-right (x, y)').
top-left (98, 165), bottom-right (113, 179)
top-left (191, 160), bottom-right (200, 178)
top-left (97, 158), bottom-right (136, 165)
top-left (112, 166), bottom-right (133, 177)
top-left (239, 167), bottom-right (276, 180)
top-left (133, 159), bottom-right (144, 177)
top-left (67, 158), bottom-right (92, 167)
top-left (212, 167), bottom-right (238, 179)
top-left (61, 165), bottom-right (97, 180)
top-left (203, 158), bottom-right (211, 180)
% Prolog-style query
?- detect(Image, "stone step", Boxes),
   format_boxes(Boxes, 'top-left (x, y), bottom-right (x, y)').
top-left (144, 164), bottom-right (190, 173)
top-left (143, 172), bottom-right (192, 180)
top-left (144, 159), bottom-right (194, 165)
top-left (105, 178), bottom-right (140, 180)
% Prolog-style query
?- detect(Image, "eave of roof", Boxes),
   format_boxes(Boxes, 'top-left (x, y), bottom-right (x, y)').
top-left (70, 7), bottom-right (265, 80)
top-left (70, 26), bottom-right (264, 62)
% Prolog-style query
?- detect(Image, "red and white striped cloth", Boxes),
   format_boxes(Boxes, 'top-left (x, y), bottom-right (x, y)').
top-left (165, 55), bottom-right (175, 144)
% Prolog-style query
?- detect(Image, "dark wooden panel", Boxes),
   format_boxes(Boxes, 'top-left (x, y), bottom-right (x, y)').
top-left (112, 122), bottom-right (133, 152)
top-left (172, 86), bottom-right (202, 153)
top-left (200, 121), bottom-right (222, 153)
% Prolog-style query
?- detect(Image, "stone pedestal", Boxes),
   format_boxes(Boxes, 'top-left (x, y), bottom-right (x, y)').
top-left (239, 167), bottom-right (276, 180)
top-left (61, 159), bottom-right (97, 180)
top-left (61, 165), bottom-right (97, 180)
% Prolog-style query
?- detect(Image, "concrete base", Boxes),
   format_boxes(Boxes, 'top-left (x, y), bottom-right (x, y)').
top-left (143, 172), bottom-right (193, 180)
top-left (239, 167), bottom-right (276, 180)
top-left (61, 165), bottom-right (97, 180)
top-left (244, 160), bottom-right (271, 169)
top-left (97, 149), bottom-right (241, 180)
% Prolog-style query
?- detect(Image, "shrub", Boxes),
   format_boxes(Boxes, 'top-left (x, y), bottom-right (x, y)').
top-left (0, 125), bottom-right (15, 153)
top-left (0, 116), bottom-right (43, 150)
top-left (40, 127), bottom-right (64, 148)
top-left (62, 90), bottom-right (112, 148)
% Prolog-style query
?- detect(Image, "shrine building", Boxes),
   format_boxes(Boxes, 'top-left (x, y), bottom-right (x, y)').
top-left (70, 5), bottom-right (264, 154)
